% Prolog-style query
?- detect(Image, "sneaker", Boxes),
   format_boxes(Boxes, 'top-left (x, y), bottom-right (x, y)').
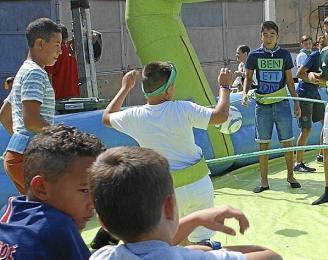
top-left (294, 162), bottom-right (316, 173)
top-left (197, 239), bottom-right (222, 250)
top-left (316, 155), bottom-right (323, 164)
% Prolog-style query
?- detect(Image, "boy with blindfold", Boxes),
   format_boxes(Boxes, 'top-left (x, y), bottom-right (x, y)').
top-left (102, 61), bottom-right (232, 246)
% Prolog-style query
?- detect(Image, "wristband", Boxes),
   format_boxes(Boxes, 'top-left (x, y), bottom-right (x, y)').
top-left (220, 85), bottom-right (231, 90)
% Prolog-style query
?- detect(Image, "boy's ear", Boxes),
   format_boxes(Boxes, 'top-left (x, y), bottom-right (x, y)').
top-left (165, 85), bottom-right (174, 96)
top-left (30, 175), bottom-right (48, 200)
top-left (98, 217), bottom-right (109, 232)
top-left (163, 194), bottom-right (177, 220)
top-left (34, 38), bottom-right (44, 49)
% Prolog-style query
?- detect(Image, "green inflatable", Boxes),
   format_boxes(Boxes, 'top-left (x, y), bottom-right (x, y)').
top-left (125, 0), bottom-right (234, 170)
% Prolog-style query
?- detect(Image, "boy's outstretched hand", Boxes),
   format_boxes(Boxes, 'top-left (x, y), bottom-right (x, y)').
top-left (122, 70), bottom-right (138, 91)
top-left (218, 68), bottom-right (233, 87)
top-left (192, 205), bottom-right (250, 236)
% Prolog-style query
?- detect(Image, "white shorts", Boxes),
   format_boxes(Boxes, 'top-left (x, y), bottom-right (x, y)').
top-left (323, 104), bottom-right (328, 144)
top-left (175, 173), bottom-right (215, 242)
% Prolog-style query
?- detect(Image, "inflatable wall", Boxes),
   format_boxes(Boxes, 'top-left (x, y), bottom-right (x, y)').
top-left (0, 91), bottom-right (325, 206)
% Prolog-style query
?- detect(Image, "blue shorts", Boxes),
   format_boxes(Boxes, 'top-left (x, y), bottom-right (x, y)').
top-left (255, 100), bottom-right (294, 143)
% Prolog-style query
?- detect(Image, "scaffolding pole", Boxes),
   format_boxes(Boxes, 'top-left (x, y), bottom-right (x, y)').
top-left (70, 0), bottom-right (98, 98)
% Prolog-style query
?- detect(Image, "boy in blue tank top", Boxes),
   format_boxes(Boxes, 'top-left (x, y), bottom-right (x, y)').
top-left (242, 21), bottom-right (301, 193)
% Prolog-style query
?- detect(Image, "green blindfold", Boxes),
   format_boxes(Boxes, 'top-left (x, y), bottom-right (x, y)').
top-left (142, 62), bottom-right (177, 98)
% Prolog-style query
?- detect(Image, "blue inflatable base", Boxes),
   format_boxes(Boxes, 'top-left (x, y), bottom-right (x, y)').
top-left (1, 88), bottom-right (327, 207)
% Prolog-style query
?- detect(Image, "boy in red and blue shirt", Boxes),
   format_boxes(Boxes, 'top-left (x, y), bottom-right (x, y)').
top-left (0, 125), bottom-right (105, 259)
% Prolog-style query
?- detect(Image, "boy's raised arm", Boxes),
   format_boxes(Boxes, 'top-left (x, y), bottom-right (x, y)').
top-left (102, 70), bottom-right (138, 127)
top-left (208, 68), bottom-right (232, 125)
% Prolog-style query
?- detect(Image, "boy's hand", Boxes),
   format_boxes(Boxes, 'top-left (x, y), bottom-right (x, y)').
top-left (294, 102), bottom-right (301, 119)
top-left (308, 72), bottom-right (321, 84)
top-left (193, 205), bottom-right (250, 236)
top-left (122, 70), bottom-right (138, 91)
top-left (218, 68), bottom-right (233, 87)
top-left (234, 71), bottom-right (243, 78)
top-left (241, 93), bottom-right (249, 107)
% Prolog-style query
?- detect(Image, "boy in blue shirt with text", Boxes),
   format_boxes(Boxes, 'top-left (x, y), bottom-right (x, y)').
top-left (242, 21), bottom-right (301, 193)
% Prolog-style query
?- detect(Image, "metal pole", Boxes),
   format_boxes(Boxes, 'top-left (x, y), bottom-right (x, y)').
top-left (70, 0), bottom-right (97, 98)
top-left (85, 9), bottom-right (98, 97)
top-left (264, 0), bottom-right (276, 21)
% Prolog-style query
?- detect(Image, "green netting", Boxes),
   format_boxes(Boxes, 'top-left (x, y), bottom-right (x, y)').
top-left (82, 151), bottom-right (328, 259)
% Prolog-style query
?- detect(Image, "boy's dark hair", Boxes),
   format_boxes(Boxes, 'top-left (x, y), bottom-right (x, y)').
top-left (317, 35), bottom-right (327, 48)
top-left (26, 18), bottom-right (62, 48)
top-left (324, 17), bottom-right (328, 25)
top-left (142, 62), bottom-right (172, 93)
top-left (300, 35), bottom-right (312, 44)
top-left (5, 77), bottom-right (14, 84)
top-left (90, 147), bottom-right (174, 242)
top-left (237, 45), bottom-right (250, 54)
top-left (3, 77), bottom-right (14, 90)
top-left (58, 24), bottom-right (69, 41)
top-left (261, 21), bottom-right (279, 34)
top-left (24, 124), bottom-right (105, 190)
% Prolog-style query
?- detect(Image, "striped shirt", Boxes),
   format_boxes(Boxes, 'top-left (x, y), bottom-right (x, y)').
top-left (9, 60), bottom-right (55, 134)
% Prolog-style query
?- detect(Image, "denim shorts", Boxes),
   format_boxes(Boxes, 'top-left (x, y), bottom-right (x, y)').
top-left (255, 100), bottom-right (293, 143)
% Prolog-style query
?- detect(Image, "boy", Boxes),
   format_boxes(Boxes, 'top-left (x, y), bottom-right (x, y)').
top-left (307, 29), bottom-right (328, 205)
top-left (3, 77), bottom-right (14, 91)
top-left (242, 21), bottom-right (301, 193)
top-left (0, 77), bottom-right (14, 108)
top-left (0, 18), bottom-right (62, 194)
top-left (45, 24), bottom-right (80, 100)
top-left (102, 62), bottom-right (231, 244)
top-left (294, 36), bottom-right (326, 173)
top-left (296, 35), bottom-right (313, 68)
top-left (0, 124), bottom-right (105, 259)
top-left (233, 45), bottom-right (252, 91)
top-left (89, 147), bottom-right (282, 260)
